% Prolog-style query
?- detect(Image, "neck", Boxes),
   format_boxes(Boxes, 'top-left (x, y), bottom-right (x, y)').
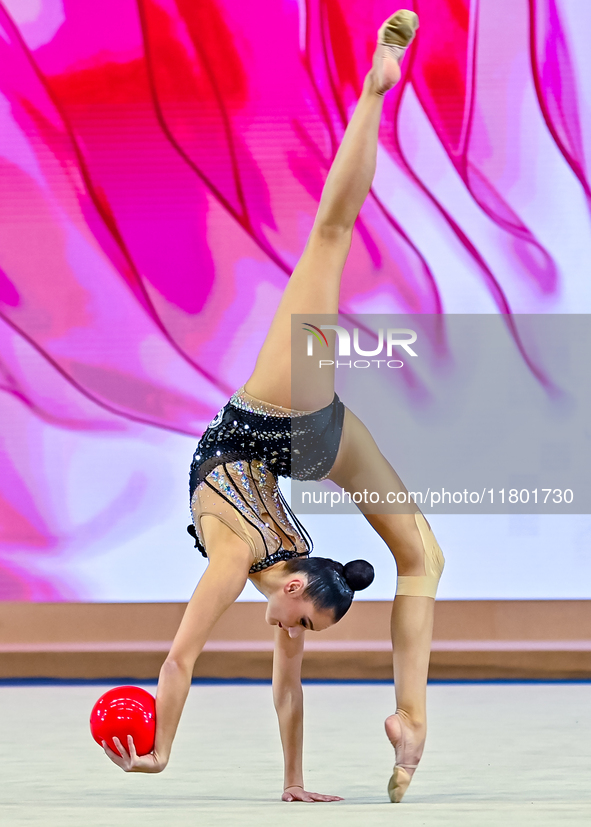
top-left (249, 561), bottom-right (288, 598)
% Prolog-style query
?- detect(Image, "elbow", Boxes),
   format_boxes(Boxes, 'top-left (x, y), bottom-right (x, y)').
top-left (160, 655), bottom-right (193, 682)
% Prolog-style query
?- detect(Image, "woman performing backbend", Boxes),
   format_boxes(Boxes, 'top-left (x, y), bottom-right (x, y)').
top-left (102, 10), bottom-right (444, 804)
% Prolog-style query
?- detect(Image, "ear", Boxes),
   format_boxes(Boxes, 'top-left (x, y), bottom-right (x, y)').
top-left (284, 577), bottom-right (305, 596)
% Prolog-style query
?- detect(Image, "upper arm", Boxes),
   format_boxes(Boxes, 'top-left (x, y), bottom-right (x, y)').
top-left (272, 626), bottom-right (305, 692)
top-left (167, 543), bottom-right (251, 670)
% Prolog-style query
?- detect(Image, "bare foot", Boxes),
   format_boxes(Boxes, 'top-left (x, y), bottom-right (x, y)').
top-left (384, 713), bottom-right (426, 803)
top-left (371, 10), bottom-right (419, 96)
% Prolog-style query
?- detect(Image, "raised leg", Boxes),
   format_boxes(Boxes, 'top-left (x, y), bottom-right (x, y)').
top-left (245, 51), bottom-right (399, 411)
top-left (327, 406), bottom-right (444, 802)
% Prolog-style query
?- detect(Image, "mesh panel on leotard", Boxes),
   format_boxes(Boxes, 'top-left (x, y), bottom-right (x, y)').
top-left (190, 458), bottom-right (313, 571)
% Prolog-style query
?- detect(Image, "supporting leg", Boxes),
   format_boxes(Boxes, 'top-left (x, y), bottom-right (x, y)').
top-left (385, 596), bottom-right (434, 802)
top-left (327, 406), bottom-right (444, 802)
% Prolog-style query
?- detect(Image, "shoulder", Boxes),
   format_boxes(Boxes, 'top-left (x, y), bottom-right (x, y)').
top-left (200, 516), bottom-right (255, 570)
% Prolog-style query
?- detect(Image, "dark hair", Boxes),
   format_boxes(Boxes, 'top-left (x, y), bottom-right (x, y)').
top-left (284, 557), bottom-right (375, 622)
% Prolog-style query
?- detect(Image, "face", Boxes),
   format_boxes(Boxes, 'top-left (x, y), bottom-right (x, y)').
top-left (265, 576), bottom-right (335, 638)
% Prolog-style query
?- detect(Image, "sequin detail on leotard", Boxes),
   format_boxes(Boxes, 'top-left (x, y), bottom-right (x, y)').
top-left (188, 385), bottom-right (345, 573)
top-left (190, 457), bottom-right (313, 572)
top-left (229, 387), bottom-right (315, 418)
top-left (189, 385), bottom-right (345, 489)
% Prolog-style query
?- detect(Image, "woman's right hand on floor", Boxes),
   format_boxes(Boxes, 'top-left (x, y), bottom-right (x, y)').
top-left (282, 785), bottom-right (343, 802)
top-left (102, 735), bottom-right (167, 773)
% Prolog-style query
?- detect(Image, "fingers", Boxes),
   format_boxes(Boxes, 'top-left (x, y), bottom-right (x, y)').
top-left (102, 741), bottom-right (125, 767)
top-left (112, 736), bottom-right (130, 761)
top-left (102, 736), bottom-right (157, 774)
top-left (127, 735), bottom-right (138, 761)
top-left (310, 793), bottom-right (344, 801)
top-left (282, 788), bottom-right (344, 803)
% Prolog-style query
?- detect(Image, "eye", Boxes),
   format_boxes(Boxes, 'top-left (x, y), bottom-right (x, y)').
top-left (300, 618), bottom-right (307, 629)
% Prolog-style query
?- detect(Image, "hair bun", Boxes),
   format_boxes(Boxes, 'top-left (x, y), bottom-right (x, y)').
top-left (331, 560), bottom-right (345, 578)
top-left (343, 559), bottom-right (375, 592)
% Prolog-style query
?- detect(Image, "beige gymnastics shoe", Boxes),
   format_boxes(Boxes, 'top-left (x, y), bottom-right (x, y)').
top-left (372, 10), bottom-right (420, 94)
top-left (385, 712), bottom-right (425, 803)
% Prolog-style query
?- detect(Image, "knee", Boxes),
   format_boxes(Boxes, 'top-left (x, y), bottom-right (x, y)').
top-left (392, 523), bottom-right (428, 576)
top-left (395, 522), bottom-right (445, 599)
top-left (311, 223), bottom-right (353, 245)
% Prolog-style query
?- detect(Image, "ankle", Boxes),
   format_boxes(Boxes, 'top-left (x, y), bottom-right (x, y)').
top-left (364, 69), bottom-right (387, 97)
top-left (394, 709), bottom-right (426, 739)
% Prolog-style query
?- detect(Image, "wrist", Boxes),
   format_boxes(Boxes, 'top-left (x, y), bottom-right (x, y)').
top-left (284, 777), bottom-right (304, 790)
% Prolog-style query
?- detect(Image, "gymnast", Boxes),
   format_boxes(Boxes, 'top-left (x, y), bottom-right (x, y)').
top-left (102, 9), bottom-right (444, 804)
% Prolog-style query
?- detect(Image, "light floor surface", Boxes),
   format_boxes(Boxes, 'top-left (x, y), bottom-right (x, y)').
top-left (0, 681), bottom-right (590, 826)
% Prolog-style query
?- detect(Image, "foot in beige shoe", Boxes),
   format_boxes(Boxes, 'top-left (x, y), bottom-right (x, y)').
top-left (384, 712), bottom-right (425, 803)
top-left (372, 10), bottom-right (419, 95)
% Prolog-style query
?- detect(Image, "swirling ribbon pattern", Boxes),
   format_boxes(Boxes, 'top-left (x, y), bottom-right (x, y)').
top-left (0, 0), bottom-right (588, 598)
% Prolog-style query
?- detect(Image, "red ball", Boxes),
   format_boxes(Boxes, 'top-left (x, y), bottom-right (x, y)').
top-left (90, 685), bottom-right (156, 757)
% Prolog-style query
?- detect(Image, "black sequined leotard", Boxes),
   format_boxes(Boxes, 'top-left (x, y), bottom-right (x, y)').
top-left (188, 385), bottom-right (345, 573)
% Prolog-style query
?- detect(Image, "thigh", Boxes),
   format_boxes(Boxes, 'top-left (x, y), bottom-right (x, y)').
top-left (328, 407), bottom-right (428, 570)
top-left (244, 230), bottom-right (351, 411)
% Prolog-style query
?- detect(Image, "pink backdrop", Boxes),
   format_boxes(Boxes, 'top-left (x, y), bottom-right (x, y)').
top-left (0, 0), bottom-right (589, 599)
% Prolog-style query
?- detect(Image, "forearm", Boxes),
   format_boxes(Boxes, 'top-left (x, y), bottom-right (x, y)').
top-left (152, 658), bottom-right (194, 766)
top-left (274, 683), bottom-right (304, 789)
top-left (150, 545), bottom-right (251, 767)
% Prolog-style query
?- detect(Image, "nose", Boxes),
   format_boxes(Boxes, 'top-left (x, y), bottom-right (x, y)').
top-left (287, 626), bottom-right (304, 639)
